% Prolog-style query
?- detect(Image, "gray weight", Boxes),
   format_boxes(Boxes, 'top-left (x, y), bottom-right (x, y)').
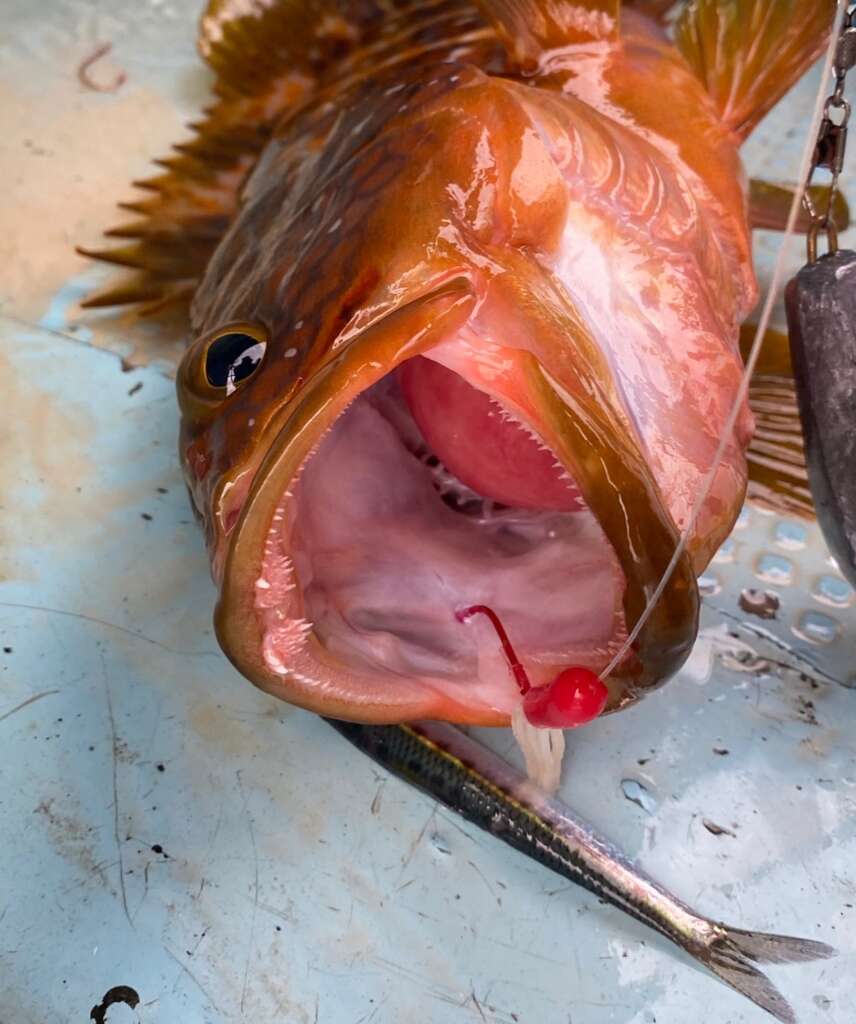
top-left (786, 249), bottom-right (856, 587)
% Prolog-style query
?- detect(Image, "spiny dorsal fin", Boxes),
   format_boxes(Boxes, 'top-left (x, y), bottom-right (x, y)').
top-left (79, 3), bottom-right (371, 312)
top-left (80, 0), bottom-right (366, 312)
top-left (474, 0), bottom-right (620, 71)
top-left (741, 323), bottom-right (814, 519)
top-left (81, 0), bottom-right (489, 313)
top-left (676, 0), bottom-right (835, 138)
top-left (198, 1), bottom-right (399, 98)
top-left (79, 93), bottom-right (278, 313)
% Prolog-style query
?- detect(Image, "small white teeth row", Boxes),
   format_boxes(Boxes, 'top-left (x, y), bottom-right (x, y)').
top-left (411, 444), bottom-right (505, 517)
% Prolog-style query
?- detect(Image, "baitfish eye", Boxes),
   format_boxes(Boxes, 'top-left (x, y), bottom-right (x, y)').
top-left (205, 330), bottom-right (267, 395)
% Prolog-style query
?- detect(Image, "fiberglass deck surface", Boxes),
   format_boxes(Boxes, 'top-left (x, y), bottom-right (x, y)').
top-left (1, 4), bottom-right (856, 1023)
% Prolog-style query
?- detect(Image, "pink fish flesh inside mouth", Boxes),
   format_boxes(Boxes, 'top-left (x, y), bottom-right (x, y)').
top-left (254, 353), bottom-right (627, 720)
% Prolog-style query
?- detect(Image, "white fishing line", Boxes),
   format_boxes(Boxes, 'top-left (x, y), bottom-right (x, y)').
top-left (601, 0), bottom-right (848, 682)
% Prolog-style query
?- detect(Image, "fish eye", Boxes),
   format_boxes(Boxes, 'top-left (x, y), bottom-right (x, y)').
top-left (205, 330), bottom-right (267, 395)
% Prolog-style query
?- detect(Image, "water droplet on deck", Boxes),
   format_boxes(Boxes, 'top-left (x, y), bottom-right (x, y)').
top-left (813, 575), bottom-right (854, 607)
top-left (755, 552), bottom-right (794, 586)
top-left (430, 832), bottom-right (451, 856)
top-left (773, 520), bottom-right (808, 550)
top-left (620, 778), bottom-right (657, 815)
top-left (793, 611), bottom-right (841, 646)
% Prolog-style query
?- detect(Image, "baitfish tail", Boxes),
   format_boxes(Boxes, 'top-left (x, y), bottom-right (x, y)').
top-left (329, 719), bottom-right (835, 1023)
top-left (698, 927), bottom-right (835, 1024)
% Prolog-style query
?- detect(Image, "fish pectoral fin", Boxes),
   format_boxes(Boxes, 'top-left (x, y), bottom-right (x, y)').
top-left (700, 925), bottom-right (835, 1024)
top-left (740, 323), bottom-right (815, 519)
top-left (474, 0), bottom-right (619, 70)
top-left (676, 0), bottom-right (835, 139)
top-left (750, 179), bottom-right (851, 234)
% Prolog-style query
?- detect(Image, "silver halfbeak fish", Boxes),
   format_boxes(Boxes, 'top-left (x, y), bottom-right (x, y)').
top-left (329, 719), bottom-right (835, 1024)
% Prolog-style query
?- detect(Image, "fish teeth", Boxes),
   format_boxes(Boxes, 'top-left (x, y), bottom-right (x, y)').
top-left (488, 394), bottom-right (567, 464)
top-left (255, 548), bottom-right (297, 608)
top-left (262, 617), bottom-right (314, 673)
top-left (488, 396), bottom-right (518, 425)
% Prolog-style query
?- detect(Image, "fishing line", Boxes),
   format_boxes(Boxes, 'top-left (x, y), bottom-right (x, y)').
top-left (601, 0), bottom-right (849, 682)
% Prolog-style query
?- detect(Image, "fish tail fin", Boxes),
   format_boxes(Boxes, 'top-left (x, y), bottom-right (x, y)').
top-left (714, 926), bottom-right (837, 965)
top-left (696, 925), bottom-right (836, 1024)
top-left (675, 0), bottom-right (835, 138)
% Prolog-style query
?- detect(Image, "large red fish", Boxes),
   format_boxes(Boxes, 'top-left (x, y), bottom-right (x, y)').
top-left (83, 0), bottom-right (834, 727)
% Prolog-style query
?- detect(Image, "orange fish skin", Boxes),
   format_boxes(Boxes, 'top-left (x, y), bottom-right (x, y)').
top-left (170, 3), bottom-right (820, 726)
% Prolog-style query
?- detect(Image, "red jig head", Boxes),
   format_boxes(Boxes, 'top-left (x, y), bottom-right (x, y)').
top-left (456, 605), bottom-right (608, 729)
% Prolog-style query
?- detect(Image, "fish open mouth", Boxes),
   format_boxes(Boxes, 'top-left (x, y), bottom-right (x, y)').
top-left (242, 351), bottom-right (628, 724)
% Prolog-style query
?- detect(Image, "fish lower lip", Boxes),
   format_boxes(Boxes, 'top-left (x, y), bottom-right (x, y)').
top-left (251, 361), bottom-right (628, 721)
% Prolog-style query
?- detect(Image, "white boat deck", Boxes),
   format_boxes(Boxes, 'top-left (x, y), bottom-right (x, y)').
top-left (1, 5), bottom-right (855, 1022)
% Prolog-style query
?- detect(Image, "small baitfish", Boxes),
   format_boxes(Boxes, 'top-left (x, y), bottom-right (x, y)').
top-left (329, 718), bottom-right (834, 1023)
top-left (82, 0), bottom-right (840, 729)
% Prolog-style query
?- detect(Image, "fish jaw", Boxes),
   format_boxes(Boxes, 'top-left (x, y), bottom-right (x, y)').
top-left (210, 266), bottom-right (701, 726)
top-left (212, 291), bottom-right (626, 725)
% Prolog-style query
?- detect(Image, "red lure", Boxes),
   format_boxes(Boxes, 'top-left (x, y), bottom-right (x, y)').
top-left (456, 605), bottom-right (608, 729)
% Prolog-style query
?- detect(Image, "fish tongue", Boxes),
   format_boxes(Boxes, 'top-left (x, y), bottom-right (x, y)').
top-left (398, 356), bottom-right (582, 512)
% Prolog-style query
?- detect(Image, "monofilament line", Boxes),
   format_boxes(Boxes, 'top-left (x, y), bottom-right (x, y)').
top-left (601, 0), bottom-right (848, 682)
